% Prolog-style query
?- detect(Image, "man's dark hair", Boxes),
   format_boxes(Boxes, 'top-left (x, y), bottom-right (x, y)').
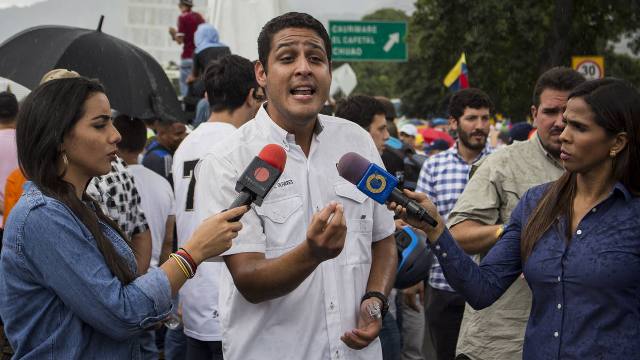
top-left (257, 12), bottom-right (332, 71)
top-left (335, 95), bottom-right (386, 130)
top-left (374, 96), bottom-right (397, 122)
top-left (0, 91), bottom-right (18, 123)
top-left (205, 54), bottom-right (258, 112)
top-left (113, 114), bottom-right (147, 153)
top-left (532, 67), bottom-right (586, 107)
top-left (448, 88), bottom-right (494, 121)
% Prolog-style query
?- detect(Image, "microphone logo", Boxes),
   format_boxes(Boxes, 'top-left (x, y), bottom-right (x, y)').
top-left (365, 173), bottom-right (387, 194)
top-left (253, 167), bottom-right (270, 182)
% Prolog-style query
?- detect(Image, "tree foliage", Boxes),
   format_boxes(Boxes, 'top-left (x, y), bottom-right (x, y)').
top-left (396, 0), bottom-right (640, 119)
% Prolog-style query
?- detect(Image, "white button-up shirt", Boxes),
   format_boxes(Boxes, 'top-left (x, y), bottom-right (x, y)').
top-left (195, 106), bottom-right (395, 360)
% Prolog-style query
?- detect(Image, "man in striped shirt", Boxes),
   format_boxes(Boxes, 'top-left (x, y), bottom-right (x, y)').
top-left (416, 88), bottom-right (494, 360)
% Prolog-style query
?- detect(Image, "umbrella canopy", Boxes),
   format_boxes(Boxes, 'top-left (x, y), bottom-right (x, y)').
top-left (0, 24), bottom-right (186, 122)
top-left (419, 127), bottom-right (455, 147)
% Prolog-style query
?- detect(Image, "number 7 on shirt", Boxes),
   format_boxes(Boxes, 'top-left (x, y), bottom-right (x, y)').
top-left (183, 160), bottom-right (199, 211)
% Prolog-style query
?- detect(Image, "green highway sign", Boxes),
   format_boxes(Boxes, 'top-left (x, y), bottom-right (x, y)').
top-left (329, 20), bottom-right (408, 62)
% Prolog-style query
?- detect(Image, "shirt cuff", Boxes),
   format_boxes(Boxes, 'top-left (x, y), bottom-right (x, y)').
top-left (222, 242), bottom-right (266, 256)
top-left (428, 229), bottom-right (464, 266)
top-left (132, 268), bottom-right (172, 328)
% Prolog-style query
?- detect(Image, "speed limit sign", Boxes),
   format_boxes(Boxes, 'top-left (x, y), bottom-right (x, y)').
top-left (572, 56), bottom-right (604, 80)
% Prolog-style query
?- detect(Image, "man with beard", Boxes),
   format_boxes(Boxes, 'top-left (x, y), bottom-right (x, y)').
top-left (447, 67), bottom-right (585, 360)
top-left (415, 88), bottom-right (493, 360)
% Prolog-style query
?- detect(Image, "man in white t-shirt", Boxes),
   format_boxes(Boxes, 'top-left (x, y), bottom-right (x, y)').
top-left (113, 114), bottom-right (176, 359)
top-left (172, 54), bottom-right (264, 360)
top-left (195, 12), bottom-right (397, 360)
top-left (113, 115), bottom-right (176, 269)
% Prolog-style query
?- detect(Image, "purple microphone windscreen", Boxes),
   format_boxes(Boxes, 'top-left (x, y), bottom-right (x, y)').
top-left (337, 152), bottom-right (370, 185)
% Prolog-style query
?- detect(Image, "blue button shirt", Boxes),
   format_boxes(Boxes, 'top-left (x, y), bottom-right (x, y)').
top-left (431, 182), bottom-right (640, 360)
top-left (0, 183), bottom-right (172, 359)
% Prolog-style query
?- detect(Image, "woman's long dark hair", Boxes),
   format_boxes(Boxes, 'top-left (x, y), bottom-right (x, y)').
top-left (521, 78), bottom-right (640, 261)
top-left (16, 77), bottom-right (136, 283)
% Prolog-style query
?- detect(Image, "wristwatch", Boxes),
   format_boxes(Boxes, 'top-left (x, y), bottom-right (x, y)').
top-left (361, 291), bottom-right (389, 319)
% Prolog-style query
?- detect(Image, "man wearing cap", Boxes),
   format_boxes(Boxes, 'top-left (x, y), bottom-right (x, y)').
top-left (399, 124), bottom-right (417, 149)
top-left (169, 0), bottom-right (204, 97)
top-left (0, 91), bottom-right (19, 226)
top-left (415, 88), bottom-right (494, 360)
top-left (447, 67), bottom-right (585, 360)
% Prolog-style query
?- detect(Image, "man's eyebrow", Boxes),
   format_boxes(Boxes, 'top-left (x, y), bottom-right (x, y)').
top-left (275, 40), bottom-right (325, 52)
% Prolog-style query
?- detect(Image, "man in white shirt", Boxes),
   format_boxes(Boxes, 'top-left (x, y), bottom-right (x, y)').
top-left (172, 54), bottom-right (263, 360)
top-left (195, 12), bottom-right (397, 360)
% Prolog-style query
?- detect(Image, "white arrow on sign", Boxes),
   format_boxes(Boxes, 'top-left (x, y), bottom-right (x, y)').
top-left (383, 32), bottom-right (400, 53)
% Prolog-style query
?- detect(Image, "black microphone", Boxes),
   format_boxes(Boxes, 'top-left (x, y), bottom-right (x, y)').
top-left (337, 152), bottom-right (438, 227)
top-left (226, 144), bottom-right (287, 221)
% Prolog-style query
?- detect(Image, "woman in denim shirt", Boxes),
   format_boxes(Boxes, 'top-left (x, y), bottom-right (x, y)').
top-left (0, 77), bottom-right (247, 359)
top-left (390, 79), bottom-right (640, 360)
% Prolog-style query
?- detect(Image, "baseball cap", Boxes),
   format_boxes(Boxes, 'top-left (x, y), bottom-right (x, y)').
top-left (0, 91), bottom-right (18, 118)
top-left (509, 122), bottom-right (533, 142)
top-left (431, 118), bottom-right (448, 127)
top-left (399, 124), bottom-right (417, 137)
top-left (424, 139), bottom-right (450, 153)
top-left (179, 0), bottom-right (193, 6)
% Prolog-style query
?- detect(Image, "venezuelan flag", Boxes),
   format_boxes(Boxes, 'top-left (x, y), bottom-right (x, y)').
top-left (443, 53), bottom-right (469, 90)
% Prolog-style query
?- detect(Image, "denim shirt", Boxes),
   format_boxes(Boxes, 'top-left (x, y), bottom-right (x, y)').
top-left (0, 182), bottom-right (172, 359)
top-left (432, 181), bottom-right (640, 360)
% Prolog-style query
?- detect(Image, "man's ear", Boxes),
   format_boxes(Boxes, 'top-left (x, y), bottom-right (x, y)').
top-left (255, 61), bottom-right (267, 88)
top-left (531, 105), bottom-right (538, 127)
top-left (448, 116), bottom-right (458, 131)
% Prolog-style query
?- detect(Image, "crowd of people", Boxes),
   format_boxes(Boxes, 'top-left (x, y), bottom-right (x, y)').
top-left (0, 4), bottom-right (639, 360)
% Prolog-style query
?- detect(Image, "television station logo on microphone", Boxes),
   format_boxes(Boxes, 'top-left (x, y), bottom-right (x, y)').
top-left (366, 173), bottom-right (387, 194)
top-left (253, 167), bottom-right (271, 182)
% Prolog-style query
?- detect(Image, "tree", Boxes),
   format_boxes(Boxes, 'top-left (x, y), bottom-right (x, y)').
top-left (332, 8), bottom-right (409, 99)
top-left (398, 0), bottom-right (640, 119)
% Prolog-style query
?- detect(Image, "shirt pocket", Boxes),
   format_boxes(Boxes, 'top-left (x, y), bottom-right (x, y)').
top-left (254, 195), bottom-right (303, 250)
top-left (334, 182), bottom-right (373, 265)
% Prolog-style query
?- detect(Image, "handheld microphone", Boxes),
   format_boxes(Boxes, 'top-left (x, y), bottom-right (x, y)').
top-left (227, 144), bottom-right (287, 221)
top-left (337, 152), bottom-right (438, 227)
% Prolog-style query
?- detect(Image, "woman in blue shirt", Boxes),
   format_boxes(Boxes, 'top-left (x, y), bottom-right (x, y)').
top-left (391, 78), bottom-right (640, 360)
top-left (0, 77), bottom-right (247, 359)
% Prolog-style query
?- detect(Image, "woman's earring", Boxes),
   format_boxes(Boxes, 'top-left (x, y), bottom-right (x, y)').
top-left (609, 150), bottom-right (616, 158)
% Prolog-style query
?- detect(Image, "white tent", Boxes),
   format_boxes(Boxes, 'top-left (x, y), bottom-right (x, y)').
top-left (207, 0), bottom-right (282, 61)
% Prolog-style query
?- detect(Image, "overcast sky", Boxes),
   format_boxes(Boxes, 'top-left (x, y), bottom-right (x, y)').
top-left (0, 0), bottom-right (415, 44)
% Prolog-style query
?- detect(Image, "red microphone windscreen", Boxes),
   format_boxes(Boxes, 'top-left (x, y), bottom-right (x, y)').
top-left (258, 144), bottom-right (287, 172)
top-left (337, 152), bottom-right (370, 185)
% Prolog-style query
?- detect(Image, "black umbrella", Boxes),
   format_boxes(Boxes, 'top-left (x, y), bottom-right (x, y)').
top-left (0, 17), bottom-right (187, 122)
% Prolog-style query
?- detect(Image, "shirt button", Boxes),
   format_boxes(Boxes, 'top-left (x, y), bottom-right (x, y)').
top-left (557, 303), bottom-right (562, 309)
top-left (442, 252), bottom-right (448, 258)
top-left (576, 229), bottom-right (582, 235)
top-left (554, 331), bottom-right (559, 338)
top-left (435, 245), bottom-right (441, 251)
top-left (591, 208), bottom-right (597, 213)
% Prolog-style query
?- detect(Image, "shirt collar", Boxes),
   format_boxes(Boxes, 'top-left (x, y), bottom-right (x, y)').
top-left (450, 141), bottom-right (492, 164)
top-left (613, 181), bottom-right (633, 202)
top-left (255, 103), bottom-right (325, 150)
top-left (533, 133), bottom-right (563, 170)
